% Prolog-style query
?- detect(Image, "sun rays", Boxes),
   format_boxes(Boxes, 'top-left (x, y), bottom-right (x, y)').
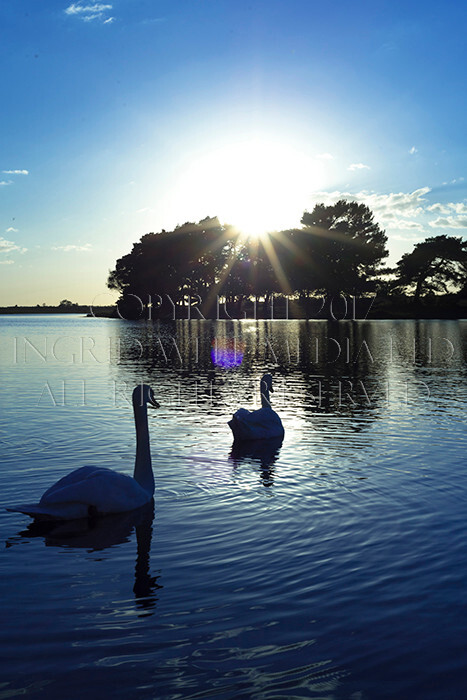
top-left (177, 136), bottom-right (324, 241)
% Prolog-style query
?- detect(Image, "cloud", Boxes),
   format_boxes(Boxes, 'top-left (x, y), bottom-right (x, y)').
top-left (427, 203), bottom-right (451, 214)
top-left (0, 237), bottom-right (26, 254)
top-left (450, 202), bottom-right (467, 214)
top-left (140, 17), bottom-right (166, 26)
top-left (52, 243), bottom-right (92, 252)
top-left (428, 216), bottom-right (467, 229)
top-left (409, 146), bottom-right (418, 155)
top-left (311, 187), bottom-right (431, 223)
top-left (64, 3), bottom-right (114, 23)
top-left (0, 259), bottom-right (14, 265)
top-left (5, 227), bottom-right (18, 233)
top-left (364, 188), bottom-right (431, 218)
top-left (389, 219), bottom-right (425, 230)
top-left (308, 186), bottom-right (467, 241)
top-left (427, 201), bottom-right (467, 215)
top-left (315, 153), bottom-right (334, 160)
top-left (347, 163), bottom-right (371, 171)
top-left (2, 169), bottom-right (29, 175)
top-left (0, 180), bottom-right (13, 186)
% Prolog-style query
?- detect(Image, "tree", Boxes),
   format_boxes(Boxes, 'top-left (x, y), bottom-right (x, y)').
top-left (394, 235), bottom-right (467, 301)
top-left (107, 217), bottom-right (235, 315)
top-left (295, 200), bottom-right (389, 297)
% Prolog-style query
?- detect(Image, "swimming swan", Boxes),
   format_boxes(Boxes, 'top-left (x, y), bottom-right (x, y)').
top-left (8, 384), bottom-right (159, 521)
top-left (228, 373), bottom-right (284, 441)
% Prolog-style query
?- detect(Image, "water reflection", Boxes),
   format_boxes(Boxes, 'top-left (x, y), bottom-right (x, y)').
top-left (229, 436), bottom-right (283, 487)
top-left (2, 316), bottom-right (467, 699)
top-left (7, 502), bottom-right (161, 615)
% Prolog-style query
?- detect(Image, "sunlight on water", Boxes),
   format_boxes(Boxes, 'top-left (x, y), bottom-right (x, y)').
top-left (1, 315), bottom-right (467, 698)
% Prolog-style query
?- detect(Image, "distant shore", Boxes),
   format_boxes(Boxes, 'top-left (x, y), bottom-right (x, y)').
top-left (0, 305), bottom-right (112, 316)
top-left (1, 298), bottom-right (467, 320)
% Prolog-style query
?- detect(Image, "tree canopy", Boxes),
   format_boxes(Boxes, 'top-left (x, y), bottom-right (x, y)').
top-left (394, 235), bottom-right (467, 300)
top-left (279, 200), bottom-right (389, 297)
top-left (107, 201), bottom-right (467, 316)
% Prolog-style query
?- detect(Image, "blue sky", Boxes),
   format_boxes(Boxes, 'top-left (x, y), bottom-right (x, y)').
top-left (1, 0), bottom-right (467, 305)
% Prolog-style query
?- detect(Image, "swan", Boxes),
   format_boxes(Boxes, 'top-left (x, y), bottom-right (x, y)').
top-left (7, 384), bottom-right (159, 521)
top-left (228, 373), bottom-right (284, 441)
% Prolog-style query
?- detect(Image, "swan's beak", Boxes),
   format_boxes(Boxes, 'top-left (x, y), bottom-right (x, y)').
top-left (148, 390), bottom-right (160, 408)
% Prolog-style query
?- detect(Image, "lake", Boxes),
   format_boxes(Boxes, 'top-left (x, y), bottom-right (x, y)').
top-left (1, 314), bottom-right (466, 699)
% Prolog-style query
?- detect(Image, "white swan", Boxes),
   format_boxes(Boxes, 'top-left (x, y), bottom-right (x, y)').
top-left (8, 384), bottom-right (159, 521)
top-left (228, 373), bottom-right (284, 441)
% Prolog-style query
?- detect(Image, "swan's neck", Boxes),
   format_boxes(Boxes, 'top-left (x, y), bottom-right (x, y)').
top-left (261, 386), bottom-right (271, 408)
top-left (133, 401), bottom-right (154, 495)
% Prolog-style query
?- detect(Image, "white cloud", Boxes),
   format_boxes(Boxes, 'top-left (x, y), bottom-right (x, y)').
top-left (427, 201), bottom-right (467, 215)
top-left (64, 3), bottom-right (114, 23)
top-left (52, 243), bottom-right (92, 252)
top-left (389, 219), bottom-right (425, 230)
top-left (308, 186), bottom-right (467, 245)
top-left (451, 202), bottom-right (467, 214)
top-left (409, 146), bottom-right (418, 155)
top-left (347, 163), bottom-right (371, 171)
top-left (0, 237), bottom-right (26, 254)
top-left (5, 227), bottom-right (18, 233)
top-left (311, 187), bottom-right (430, 223)
top-left (0, 180), bottom-right (12, 186)
top-left (0, 259), bottom-right (14, 265)
top-left (427, 203), bottom-right (451, 214)
top-left (2, 169), bottom-right (29, 175)
top-left (366, 188), bottom-right (431, 218)
top-left (428, 216), bottom-right (467, 229)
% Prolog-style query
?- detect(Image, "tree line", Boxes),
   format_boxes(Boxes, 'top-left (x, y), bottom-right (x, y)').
top-left (107, 200), bottom-right (467, 318)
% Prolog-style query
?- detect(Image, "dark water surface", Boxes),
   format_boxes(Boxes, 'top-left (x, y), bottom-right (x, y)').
top-left (1, 315), bottom-right (466, 699)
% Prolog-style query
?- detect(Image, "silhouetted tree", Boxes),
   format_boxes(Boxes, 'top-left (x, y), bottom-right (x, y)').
top-left (107, 202), bottom-right (390, 317)
top-left (108, 217), bottom-right (235, 315)
top-left (294, 200), bottom-right (389, 296)
top-left (394, 235), bottom-right (467, 301)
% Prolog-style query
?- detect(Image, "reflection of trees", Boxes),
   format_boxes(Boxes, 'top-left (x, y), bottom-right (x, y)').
top-left (107, 318), bottom-right (458, 435)
top-left (229, 437), bottom-right (283, 487)
top-left (286, 321), bottom-right (389, 427)
top-left (8, 502), bottom-right (161, 616)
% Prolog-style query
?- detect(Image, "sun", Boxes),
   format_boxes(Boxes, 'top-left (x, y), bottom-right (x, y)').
top-left (176, 137), bottom-right (324, 238)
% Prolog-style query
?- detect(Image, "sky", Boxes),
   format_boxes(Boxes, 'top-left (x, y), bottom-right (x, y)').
top-left (1, 0), bottom-right (467, 306)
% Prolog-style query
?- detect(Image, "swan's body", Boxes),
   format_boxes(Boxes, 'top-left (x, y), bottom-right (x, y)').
top-left (228, 373), bottom-right (284, 441)
top-left (8, 384), bottom-right (159, 521)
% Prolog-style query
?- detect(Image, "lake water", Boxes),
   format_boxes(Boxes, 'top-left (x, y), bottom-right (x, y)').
top-left (1, 314), bottom-right (466, 699)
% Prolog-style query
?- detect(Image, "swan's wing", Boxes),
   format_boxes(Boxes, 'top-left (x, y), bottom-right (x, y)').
top-left (40, 468), bottom-right (149, 514)
top-left (7, 501), bottom-right (91, 520)
top-left (39, 466), bottom-right (109, 501)
top-left (7, 467), bottom-right (109, 519)
top-left (229, 407), bottom-right (284, 440)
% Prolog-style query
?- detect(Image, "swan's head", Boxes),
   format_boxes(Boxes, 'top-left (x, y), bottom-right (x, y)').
top-left (261, 373), bottom-right (274, 393)
top-left (133, 384), bottom-right (160, 409)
